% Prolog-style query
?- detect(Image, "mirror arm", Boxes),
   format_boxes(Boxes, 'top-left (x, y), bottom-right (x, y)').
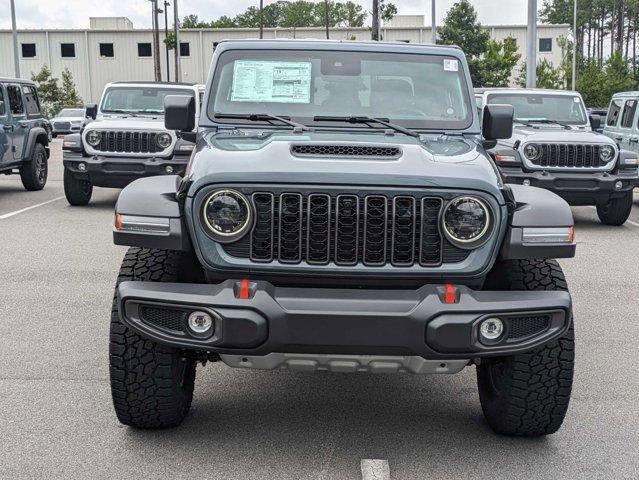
top-left (178, 131), bottom-right (196, 143)
top-left (482, 139), bottom-right (497, 150)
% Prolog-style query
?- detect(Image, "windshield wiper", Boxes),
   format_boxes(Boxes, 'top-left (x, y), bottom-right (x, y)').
top-left (517, 119), bottom-right (571, 129)
top-left (103, 109), bottom-right (141, 117)
top-left (313, 115), bottom-right (420, 138)
top-left (214, 113), bottom-right (310, 131)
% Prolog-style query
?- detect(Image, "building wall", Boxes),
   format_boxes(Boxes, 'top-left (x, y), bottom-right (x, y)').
top-left (0, 24), bottom-right (569, 105)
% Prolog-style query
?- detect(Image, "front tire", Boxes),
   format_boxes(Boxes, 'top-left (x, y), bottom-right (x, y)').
top-left (20, 143), bottom-right (48, 191)
top-left (596, 191), bottom-right (633, 226)
top-left (109, 248), bottom-right (201, 429)
top-left (478, 259), bottom-right (575, 437)
top-left (63, 168), bottom-right (93, 206)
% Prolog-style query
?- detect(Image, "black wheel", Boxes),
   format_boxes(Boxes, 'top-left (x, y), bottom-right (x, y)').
top-left (52, 133), bottom-right (57, 139)
top-left (596, 192), bottom-right (633, 225)
top-left (478, 259), bottom-right (575, 437)
top-left (19, 143), bottom-right (48, 191)
top-left (110, 247), bottom-right (203, 429)
top-left (63, 168), bottom-right (93, 206)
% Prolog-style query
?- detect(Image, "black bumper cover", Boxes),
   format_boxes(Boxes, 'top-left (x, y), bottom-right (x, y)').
top-left (117, 280), bottom-right (572, 359)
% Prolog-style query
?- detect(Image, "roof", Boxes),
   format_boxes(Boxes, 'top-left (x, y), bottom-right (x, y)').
top-left (109, 81), bottom-right (195, 86)
top-left (611, 91), bottom-right (639, 98)
top-left (0, 77), bottom-right (35, 85)
top-left (475, 87), bottom-right (583, 96)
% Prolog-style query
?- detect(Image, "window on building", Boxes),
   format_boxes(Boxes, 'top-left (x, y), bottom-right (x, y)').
top-left (138, 42), bottom-right (152, 57)
top-left (179, 42), bottom-right (190, 57)
top-left (620, 100), bottom-right (638, 128)
top-left (539, 38), bottom-right (552, 53)
top-left (99, 43), bottom-right (114, 58)
top-left (22, 85), bottom-right (41, 116)
top-left (61, 43), bottom-right (76, 58)
top-left (7, 85), bottom-right (25, 116)
top-left (607, 99), bottom-right (623, 126)
top-left (21, 43), bottom-right (36, 58)
top-left (0, 87), bottom-right (6, 116)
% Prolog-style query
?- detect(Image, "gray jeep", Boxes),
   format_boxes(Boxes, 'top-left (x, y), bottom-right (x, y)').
top-left (0, 77), bottom-right (50, 191)
top-left (476, 88), bottom-right (639, 226)
top-left (61, 82), bottom-right (199, 205)
top-left (110, 40), bottom-right (577, 437)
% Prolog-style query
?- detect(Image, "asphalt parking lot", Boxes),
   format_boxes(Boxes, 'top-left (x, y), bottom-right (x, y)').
top-left (1, 139), bottom-right (638, 480)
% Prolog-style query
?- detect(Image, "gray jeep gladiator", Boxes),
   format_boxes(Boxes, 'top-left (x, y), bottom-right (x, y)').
top-left (110, 40), bottom-right (576, 437)
top-left (61, 82), bottom-right (199, 205)
top-left (476, 88), bottom-right (639, 226)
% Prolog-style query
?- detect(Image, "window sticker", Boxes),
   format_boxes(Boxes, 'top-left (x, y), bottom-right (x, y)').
top-left (573, 97), bottom-right (580, 103)
top-left (443, 59), bottom-right (459, 72)
top-left (231, 60), bottom-right (312, 104)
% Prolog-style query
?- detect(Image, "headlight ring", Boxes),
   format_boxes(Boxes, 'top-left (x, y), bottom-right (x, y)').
top-left (442, 196), bottom-right (493, 249)
top-left (201, 189), bottom-right (253, 243)
top-left (523, 143), bottom-right (541, 161)
top-left (599, 145), bottom-right (615, 163)
top-left (156, 132), bottom-right (172, 149)
top-left (85, 130), bottom-right (101, 147)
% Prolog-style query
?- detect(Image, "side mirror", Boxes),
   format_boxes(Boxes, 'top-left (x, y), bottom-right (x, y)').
top-left (164, 95), bottom-right (196, 133)
top-left (482, 104), bottom-right (514, 141)
top-left (589, 114), bottom-right (601, 131)
top-left (85, 103), bottom-right (97, 120)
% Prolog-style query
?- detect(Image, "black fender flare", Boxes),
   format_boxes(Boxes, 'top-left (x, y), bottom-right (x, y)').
top-left (500, 184), bottom-right (576, 260)
top-left (113, 175), bottom-right (191, 251)
top-left (24, 127), bottom-right (50, 160)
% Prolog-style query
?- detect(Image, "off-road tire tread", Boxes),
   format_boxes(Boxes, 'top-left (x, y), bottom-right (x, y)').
top-left (63, 168), bottom-right (93, 206)
top-left (109, 247), bottom-right (197, 429)
top-left (20, 143), bottom-right (47, 191)
top-left (596, 191), bottom-right (633, 226)
top-left (479, 259), bottom-right (575, 436)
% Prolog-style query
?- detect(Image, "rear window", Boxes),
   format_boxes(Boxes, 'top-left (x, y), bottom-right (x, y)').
top-left (620, 100), bottom-right (637, 128)
top-left (607, 99), bottom-right (623, 126)
top-left (7, 85), bottom-right (24, 115)
top-left (23, 85), bottom-right (41, 116)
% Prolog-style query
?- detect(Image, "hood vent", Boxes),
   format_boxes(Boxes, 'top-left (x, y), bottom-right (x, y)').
top-left (291, 144), bottom-right (401, 159)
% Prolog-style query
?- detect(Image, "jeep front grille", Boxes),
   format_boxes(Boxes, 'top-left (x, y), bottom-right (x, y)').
top-left (528, 143), bottom-right (608, 168)
top-left (53, 121), bottom-right (71, 130)
top-left (240, 192), bottom-right (454, 267)
top-left (96, 131), bottom-right (161, 154)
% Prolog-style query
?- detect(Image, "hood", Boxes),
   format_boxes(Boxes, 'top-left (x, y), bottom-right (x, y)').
top-left (52, 116), bottom-right (85, 123)
top-left (502, 124), bottom-right (616, 146)
top-left (187, 130), bottom-right (504, 201)
top-left (87, 116), bottom-right (166, 131)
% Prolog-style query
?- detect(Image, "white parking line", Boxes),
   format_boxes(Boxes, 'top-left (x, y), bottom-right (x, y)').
top-left (361, 459), bottom-right (391, 480)
top-left (0, 196), bottom-right (65, 220)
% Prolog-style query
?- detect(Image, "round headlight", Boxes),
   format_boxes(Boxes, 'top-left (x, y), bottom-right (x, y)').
top-left (523, 143), bottom-right (540, 160)
top-left (202, 189), bottom-right (252, 242)
top-left (156, 132), bottom-right (172, 149)
top-left (85, 130), bottom-right (101, 147)
top-left (599, 145), bottom-right (615, 163)
top-left (442, 196), bottom-right (491, 247)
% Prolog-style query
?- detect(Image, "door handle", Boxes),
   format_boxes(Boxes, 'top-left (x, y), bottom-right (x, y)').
top-left (2, 124), bottom-right (14, 132)
top-left (629, 138), bottom-right (639, 144)
top-left (614, 136), bottom-right (623, 141)
top-left (18, 122), bottom-right (29, 129)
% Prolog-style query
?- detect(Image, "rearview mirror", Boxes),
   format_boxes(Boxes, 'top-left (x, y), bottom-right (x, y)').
top-left (85, 103), bottom-right (97, 120)
top-left (589, 114), bottom-right (601, 131)
top-left (482, 104), bottom-right (514, 142)
top-left (164, 95), bottom-right (196, 133)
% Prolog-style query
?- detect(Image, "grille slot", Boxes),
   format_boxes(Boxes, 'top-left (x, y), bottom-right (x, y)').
top-left (307, 194), bottom-right (331, 264)
top-left (250, 193), bottom-right (275, 262)
top-left (363, 196), bottom-right (388, 266)
top-left (391, 197), bottom-right (416, 266)
top-left (529, 143), bottom-right (607, 168)
top-left (140, 306), bottom-right (186, 332)
top-left (291, 144), bottom-right (401, 158)
top-left (96, 131), bottom-right (161, 154)
top-left (335, 195), bottom-right (360, 265)
top-left (507, 314), bottom-right (551, 340)
top-left (278, 193), bottom-right (303, 263)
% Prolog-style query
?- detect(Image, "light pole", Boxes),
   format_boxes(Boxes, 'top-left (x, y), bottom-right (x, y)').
top-left (164, 1), bottom-right (171, 81)
top-left (10, 0), bottom-right (20, 78)
top-left (325, 0), bottom-right (330, 39)
top-left (526, 0), bottom-right (537, 88)
top-left (259, 0), bottom-right (264, 39)
top-left (572, 0), bottom-right (577, 90)
top-left (174, 0), bottom-right (180, 82)
top-left (431, 0), bottom-right (436, 44)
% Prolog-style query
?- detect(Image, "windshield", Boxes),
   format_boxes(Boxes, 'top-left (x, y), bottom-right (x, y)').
top-left (487, 93), bottom-right (587, 125)
top-left (57, 108), bottom-right (85, 117)
top-left (100, 86), bottom-right (194, 114)
top-left (209, 49), bottom-right (472, 131)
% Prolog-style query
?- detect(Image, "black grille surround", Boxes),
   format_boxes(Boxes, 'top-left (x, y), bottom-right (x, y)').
top-left (525, 143), bottom-right (612, 169)
top-left (507, 314), bottom-right (551, 340)
top-left (92, 130), bottom-right (165, 155)
top-left (291, 144), bottom-right (401, 159)
top-left (213, 188), bottom-right (488, 269)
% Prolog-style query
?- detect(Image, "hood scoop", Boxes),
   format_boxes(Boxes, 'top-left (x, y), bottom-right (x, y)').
top-left (291, 144), bottom-right (401, 159)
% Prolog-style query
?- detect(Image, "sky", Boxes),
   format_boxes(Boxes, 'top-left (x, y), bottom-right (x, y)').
top-left (0, 0), bottom-right (533, 30)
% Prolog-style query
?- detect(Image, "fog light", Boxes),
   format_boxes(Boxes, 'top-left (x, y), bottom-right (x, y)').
top-left (165, 165), bottom-right (174, 174)
top-left (187, 311), bottom-right (214, 335)
top-left (480, 317), bottom-right (504, 341)
top-left (522, 179), bottom-right (531, 186)
top-left (78, 163), bottom-right (87, 172)
top-left (615, 181), bottom-right (623, 190)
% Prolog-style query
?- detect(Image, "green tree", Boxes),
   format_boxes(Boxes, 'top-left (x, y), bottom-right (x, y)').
top-left (59, 68), bottom-right (83, 108)
top-left (380, 0), bottom-right (398, 22)
top-left (210, 16), bottom-right (237, 28)
top-left (30, 65), bottom-right (61, 118)
top-left (578, 52), bottom-right (636, 106)
top-left (437, 0), bottom-right (490, 84)
top-left (477, 37), bottom-right (522, 87)
top-left (181, 14), bottom-right (210, 28)
top-left (516, 59), bottom-right (564, 89)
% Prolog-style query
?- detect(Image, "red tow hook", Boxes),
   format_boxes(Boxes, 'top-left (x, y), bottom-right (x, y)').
top-left (236, 279), bottom-right (251, 300)
top-left (443, 284), bottom-right (459, 304)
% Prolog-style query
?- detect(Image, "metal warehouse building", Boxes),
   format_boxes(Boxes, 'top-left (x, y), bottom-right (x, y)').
top-left (0, 16), bottom-right (569, 104)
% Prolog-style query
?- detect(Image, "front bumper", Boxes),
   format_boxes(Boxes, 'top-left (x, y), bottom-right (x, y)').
top-left (501, 167), bottom-right (638, 205)
top-left (117, 280), bottom-right (572, 361)
top-left (63, 150), bottom-right (188, 188)
top-left (53, 126), bottom-right (82, 135)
